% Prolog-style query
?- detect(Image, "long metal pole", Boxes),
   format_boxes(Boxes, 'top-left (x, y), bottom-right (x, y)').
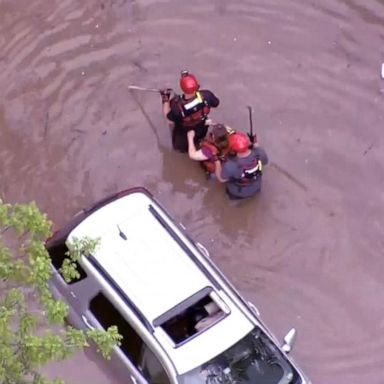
top-left (246, 105), bottom-right (254, 137)
top-left (128, 85), bottom-right (162, 93)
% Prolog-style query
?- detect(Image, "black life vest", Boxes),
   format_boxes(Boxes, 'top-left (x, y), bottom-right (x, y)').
top-left (172, 91), bottom-right (210, 128)
top-left (236, 152), bottom-right (263, 187)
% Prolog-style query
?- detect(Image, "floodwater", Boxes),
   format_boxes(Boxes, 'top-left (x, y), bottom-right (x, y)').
top-left (1, 0), bottom-right (384, 383)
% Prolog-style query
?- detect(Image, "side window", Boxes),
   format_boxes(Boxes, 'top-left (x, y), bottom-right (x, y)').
top-left (89, 292), bottom-right (143, 364)
top-left (89, 292), bottom-right (170, 384)
top-left (47, 242), bottom-right (87, 284)
top-left (140, 345), bottom-right (170, 384)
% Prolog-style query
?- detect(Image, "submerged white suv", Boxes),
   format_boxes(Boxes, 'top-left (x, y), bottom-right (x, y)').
top-left (45, 187), bottom-right (311, 384)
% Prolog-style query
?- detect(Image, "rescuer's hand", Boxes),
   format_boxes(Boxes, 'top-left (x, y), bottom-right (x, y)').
top-left (160, 88), bottom-right (172, 103)
top-left (247, 132), bottom-right (257, 144)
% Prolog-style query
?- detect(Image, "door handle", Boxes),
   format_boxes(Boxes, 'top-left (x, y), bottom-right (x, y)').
top-left (196, 242), bottom-right (210, 258)
top-left (81, 314), bottom-right (95, 330)
top-left (248, 301), bottom-right (260, 316)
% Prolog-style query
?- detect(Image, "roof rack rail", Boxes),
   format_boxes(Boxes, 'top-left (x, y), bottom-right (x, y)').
top-left (148, 204), bottom-right (220, 290)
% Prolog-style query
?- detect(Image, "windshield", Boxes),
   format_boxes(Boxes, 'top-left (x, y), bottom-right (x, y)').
top-left (178, 327), bottom-right (302, 384)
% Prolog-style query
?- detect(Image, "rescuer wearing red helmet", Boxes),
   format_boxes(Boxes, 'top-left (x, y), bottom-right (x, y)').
top-left (160, 70), bottom-right (220, 153)
top-left (214, 132), bottom-right (269, 199)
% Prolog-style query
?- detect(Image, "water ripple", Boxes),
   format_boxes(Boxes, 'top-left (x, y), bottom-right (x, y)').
top-left (1, 1), bottom-right (384, 383)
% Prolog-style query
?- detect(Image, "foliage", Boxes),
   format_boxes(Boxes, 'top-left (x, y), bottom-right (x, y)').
top-left (0, 200), bottom-right (122, 384)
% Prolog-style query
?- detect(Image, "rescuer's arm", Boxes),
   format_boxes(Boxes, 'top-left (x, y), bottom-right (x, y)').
top-left (214, 160), bottom-right (228, 183)
top-left (187, 130), bottom-right (209, 161)
top-left (160, 89), bottom-right (174, 125)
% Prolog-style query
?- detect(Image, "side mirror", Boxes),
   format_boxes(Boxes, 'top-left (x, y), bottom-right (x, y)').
top-left (281, 328), bottom-right (297, 353)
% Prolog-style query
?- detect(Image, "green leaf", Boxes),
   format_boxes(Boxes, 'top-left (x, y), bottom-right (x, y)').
top-left (0, 200), bottom-right (122, 383)
top-left (87, 325), bottom-right (122, 359)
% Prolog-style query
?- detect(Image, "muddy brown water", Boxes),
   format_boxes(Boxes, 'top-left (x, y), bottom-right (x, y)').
top-left (1, 0), bottom-right (384, 383)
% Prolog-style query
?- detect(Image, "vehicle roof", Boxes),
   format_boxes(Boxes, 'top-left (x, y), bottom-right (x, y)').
top-left (69, 191), bottom-right (215, 322)
top-left (68, 190), bottom-right (254, 373)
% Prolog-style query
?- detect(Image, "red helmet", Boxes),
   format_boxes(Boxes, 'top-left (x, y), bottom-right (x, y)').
top-left (180, 70), bottom-right (199, 94)
top-left (229, 132), bottom-right (250, 153)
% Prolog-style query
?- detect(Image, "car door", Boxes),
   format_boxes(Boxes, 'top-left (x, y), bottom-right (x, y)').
top-left (86, 290), bottom-right (174, 384)
top-left (138, 343), bottom-right (173, 384)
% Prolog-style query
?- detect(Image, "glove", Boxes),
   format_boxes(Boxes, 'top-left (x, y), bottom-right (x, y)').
top-left (247, 133), bottom-right (257, 144)
top-left (160, 88), bottom-right (172, 103)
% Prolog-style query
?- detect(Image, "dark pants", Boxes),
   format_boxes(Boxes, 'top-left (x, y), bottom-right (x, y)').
top-left (172, 123), bottom-right (208, 153)
top-left (226, 176), bottom-right (263, 200)
top-left (225, 188), bottom-right (245, 200)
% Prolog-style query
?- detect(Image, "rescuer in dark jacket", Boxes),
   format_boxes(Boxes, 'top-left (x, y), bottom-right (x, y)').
top-left (214, 132), bottom-right (268, 199)
top-left (161, 70), bottom-right (220, 153)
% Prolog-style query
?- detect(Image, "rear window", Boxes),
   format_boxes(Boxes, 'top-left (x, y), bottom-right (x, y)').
top-left (47, 241), bottom-right (87, 284)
